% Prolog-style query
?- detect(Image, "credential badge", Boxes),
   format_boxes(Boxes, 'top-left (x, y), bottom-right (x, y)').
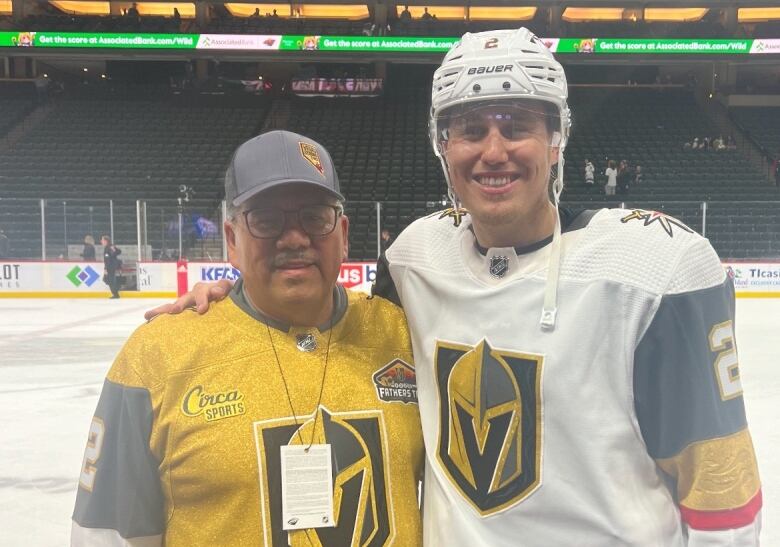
top-left (489, 255), bottom-right (509, 278)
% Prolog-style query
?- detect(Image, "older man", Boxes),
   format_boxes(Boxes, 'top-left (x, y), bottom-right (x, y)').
top-left (72, 131), bottom-right (423, 546)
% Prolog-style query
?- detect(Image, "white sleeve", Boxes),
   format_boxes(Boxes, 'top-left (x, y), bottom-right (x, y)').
top-left (686, 514), bottom-right (761, 546)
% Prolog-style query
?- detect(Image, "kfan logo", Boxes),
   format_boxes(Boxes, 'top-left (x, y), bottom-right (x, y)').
top-left (201, 266), bottom-right (242, 281)
top-left (66, 265), bottom-right (100, 287)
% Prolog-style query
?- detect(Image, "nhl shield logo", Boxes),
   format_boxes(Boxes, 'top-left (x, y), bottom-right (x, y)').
top-left (296, 333), bottom-right (317, 352)
top-left (489, 256), bottom-right (509, 278)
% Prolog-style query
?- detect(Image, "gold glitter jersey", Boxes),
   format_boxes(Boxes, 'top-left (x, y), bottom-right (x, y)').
top-left (72, 285), bottom-right (424, 547)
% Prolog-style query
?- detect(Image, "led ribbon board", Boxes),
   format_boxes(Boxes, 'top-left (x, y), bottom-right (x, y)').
top-left (2, 32), bottom-right (778, 54)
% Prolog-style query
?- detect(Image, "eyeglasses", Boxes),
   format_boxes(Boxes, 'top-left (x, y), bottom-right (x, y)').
top-left (242, 204), bottom-right (343, 239)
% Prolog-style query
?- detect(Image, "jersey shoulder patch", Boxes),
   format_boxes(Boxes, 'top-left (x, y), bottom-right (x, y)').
top-left (423, 207), bottom-right (470, 227)
top-left (618, 208), bottom-right (696, 239)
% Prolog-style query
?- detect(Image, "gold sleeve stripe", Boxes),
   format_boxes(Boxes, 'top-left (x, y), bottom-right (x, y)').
top-left (656, 428), bottom-right (761, 512)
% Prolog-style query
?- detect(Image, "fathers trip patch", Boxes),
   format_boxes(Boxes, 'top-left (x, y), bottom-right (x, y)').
top-left (373, 359), bottom-right (418, 404)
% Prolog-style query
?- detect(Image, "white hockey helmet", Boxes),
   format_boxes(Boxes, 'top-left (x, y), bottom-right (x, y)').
top-left (430, 28), bottom-right (571, 204)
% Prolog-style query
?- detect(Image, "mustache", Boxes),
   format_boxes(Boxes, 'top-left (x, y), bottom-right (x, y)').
top-left (273, 251), bottom-right (317, 267)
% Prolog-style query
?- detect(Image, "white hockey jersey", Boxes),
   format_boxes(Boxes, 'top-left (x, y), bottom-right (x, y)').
top-left (375, 207), bottom-right (761, 546)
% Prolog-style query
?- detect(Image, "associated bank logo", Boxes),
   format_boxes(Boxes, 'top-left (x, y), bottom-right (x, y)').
top-left (66, 265), bottom-right (100, 287)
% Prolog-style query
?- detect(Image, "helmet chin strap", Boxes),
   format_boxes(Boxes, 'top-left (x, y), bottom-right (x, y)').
top-left (439, 149), bottom-right (464, 218)
top-left (540, 145), bottom-right (565, 331)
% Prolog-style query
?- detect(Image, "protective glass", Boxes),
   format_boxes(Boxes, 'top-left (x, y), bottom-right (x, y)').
top-left (434, 100), bottom-right (561, 156)
top-left (243, 204), bottom-right (343, 239)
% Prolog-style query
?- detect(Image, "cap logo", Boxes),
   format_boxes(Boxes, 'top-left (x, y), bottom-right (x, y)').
top-left (299, 142), bottom-right (325, 177)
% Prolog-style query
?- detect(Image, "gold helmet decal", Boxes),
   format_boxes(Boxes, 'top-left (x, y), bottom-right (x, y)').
top-left (436, 339), bottom-right (543, 515)
top-left (447, 340), bottom-right (522, 493)
top-left (289, 409), bottom-right (378, 546)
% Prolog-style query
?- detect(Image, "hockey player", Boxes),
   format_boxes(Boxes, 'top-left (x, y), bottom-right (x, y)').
top-left (378, 27), bottom-right (762, 545)
top-left (148, 29), bottom-right (762, 546)
top-left (72, 131), bottom-right (424, 545)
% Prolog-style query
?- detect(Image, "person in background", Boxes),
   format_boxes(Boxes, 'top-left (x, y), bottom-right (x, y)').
top-left (380, 228), bottom-right (394, 254)
top-left (101, 235), bottom-right (121, 299)
top-left (605, 159), bottom-right (617, 196)
top-left (634, 164), bottom-right (644, 185)
top-left (81, 235), bottom-right (96, 261)
top-left (584, 159), bottom-right (594, 185)
top-left (617, 159), bottom-right (631, 194)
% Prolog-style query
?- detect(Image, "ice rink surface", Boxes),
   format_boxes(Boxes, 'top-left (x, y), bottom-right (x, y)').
top-left (1, 297), bottom-right (777, 546)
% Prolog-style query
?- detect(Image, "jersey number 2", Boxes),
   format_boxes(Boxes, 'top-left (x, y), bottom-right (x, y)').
top-left (709, 320), bottom-right (743, 401)
top-left (79, 417), bottom-right (105, 491)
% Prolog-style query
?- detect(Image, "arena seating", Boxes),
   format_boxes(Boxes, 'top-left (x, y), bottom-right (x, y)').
top-left (0, 82), bottom-right (37, 136)
top-left (730, 106), bottom-right (780, 158)
top-left (285, 81), bottom-right (447, 257)
top-left (1, 83), bottom-right (778, 260)
top-left (0, 86), bottom-right (269, 258)
top-left (562, 87), bottom-right (780, 258)
top-left (20, 13), bottom-right (182, 33)
top-left (205, 16), bottom-right (369, 36)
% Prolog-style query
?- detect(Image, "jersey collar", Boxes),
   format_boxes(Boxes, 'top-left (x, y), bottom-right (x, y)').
top-left (230, 277), bottom-right (348, 334)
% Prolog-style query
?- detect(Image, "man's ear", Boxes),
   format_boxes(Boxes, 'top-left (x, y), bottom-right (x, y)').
top-left (225, 220), bottom-right (240, 269)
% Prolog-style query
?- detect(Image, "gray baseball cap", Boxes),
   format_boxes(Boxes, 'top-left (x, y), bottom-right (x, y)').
top-left (225, 130), bottom-right (344, 206)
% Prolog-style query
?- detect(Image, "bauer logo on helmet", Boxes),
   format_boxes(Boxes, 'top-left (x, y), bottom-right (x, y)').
top-left (466, 65), bottom-right (514, 75)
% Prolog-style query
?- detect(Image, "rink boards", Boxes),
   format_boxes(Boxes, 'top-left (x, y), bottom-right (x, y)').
top-left (0, 259), bottom-right (776, 298)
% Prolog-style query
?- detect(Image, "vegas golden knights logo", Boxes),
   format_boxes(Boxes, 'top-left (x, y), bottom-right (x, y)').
top-left (435, 339), bottom-right (543, 516)
top-left (255, 407), bottom-right (393, 546)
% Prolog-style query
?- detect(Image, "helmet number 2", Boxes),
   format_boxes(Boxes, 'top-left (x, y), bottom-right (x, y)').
top-left (484, 38), bottom-right (499, 49)
top-left (78, 417), bottom-right (105, 492)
